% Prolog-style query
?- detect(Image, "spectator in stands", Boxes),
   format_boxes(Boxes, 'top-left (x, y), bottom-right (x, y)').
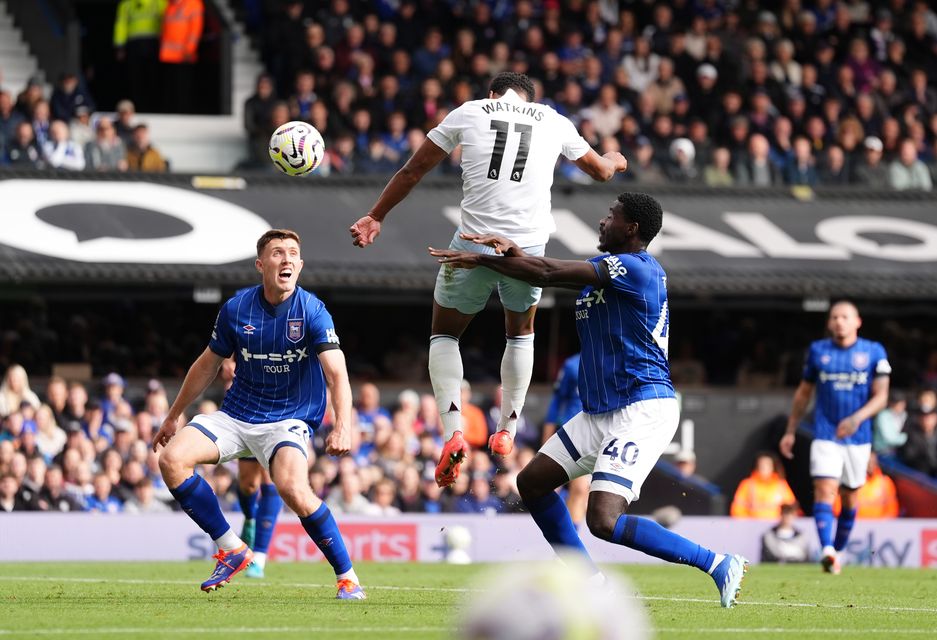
top-left (731, 452), bottom-right (797, 519)
top-left (627, 136), bottom-right (667, 184)
top-left (0, 365), bottom-right (41, 417)
top-left (456, 473), bottom-right (502, 514)
top-left (288, 70), bottom-right (317, 122)
top-left (783, 136), bottom-right (819, 187)
top-left (42, 120), bottom-right (86, 171)
top-left (113, 100), bottom-right (137, 145)
top-left (899, 405), bottom-right (937, 476)
top-left (853, 136), bottom-right (889, 188)
top-left (760, 503), bottom-right (810, 563)
top-left (889, 138), bottom-right (933, 191)
top-left (244, 73), bottom-right (278, 165)
top-left (50, 72), bottom-right (95, 122)
top-left (124, 477), bottom-right (172, 513)
top-left (14, 76), bottom-right (44, 120)
top-left (874, 391), bottom-right (908, 456)
top-left (492, 470), bottom-right (523, 513)
top-left (666, 137), bottom-right (698, 183)
top-left (126, 124), bottom-right (167, 172)
top-left (856, 453), bottom-right (900, 518)
top-left (0, 90), bottom-right (24, 150)
top-left (819, 144), bottom-right (849, 186)
top-left (735, 133), bottom-right (780, 187)
top-left (355, 382), bottom-right (390, 437)
top-left (0, 473), bottom-right (33, 511)
top-left (113, 0), bottom-right (165, 112)
top-left (31, 100), bottom-right (51, 149)
top-left (85, 472), bottom-right (122, 513)
top-left (6, 121), bottom-right (42, 168)
top-left (70, 106), bottom-right (95, 149)
top-left (39, 464), bottom-right (82, 512)
top-left (85, 118), bottom-right (128, 172)
top-left (159, 0), bottom-right (204, 113)
top-left (35, 405), bottom-right (65, 462)
top-left (369, 478), bottom-right (401, 516)
top-left (327, 469), bottom-right (374, 515)
top-left (703, 147), bottom-right (734, 187)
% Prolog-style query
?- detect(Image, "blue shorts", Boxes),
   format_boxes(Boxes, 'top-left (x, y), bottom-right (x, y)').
top-left (434, 230), bottom-right (545, 314)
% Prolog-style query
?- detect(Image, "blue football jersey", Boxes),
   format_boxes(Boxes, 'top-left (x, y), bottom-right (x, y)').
top-left (575, 252), bottom-right (675, 414)
top-left (802, 337), bottom-right (891, 445)
top-left (208, 285), bottom-right (340, 429)
top-left (544, 353), bottom-right (582, 426)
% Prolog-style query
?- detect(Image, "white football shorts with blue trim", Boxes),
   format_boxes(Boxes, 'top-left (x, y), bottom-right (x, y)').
top-left (434, 230), bottom-right (546, 314)
top-left (810, 439), bottom-right (871, 490)
top-left (186, 411), bottom-right (309, 470)
top-left (540, 398), bottom-right (680, 502)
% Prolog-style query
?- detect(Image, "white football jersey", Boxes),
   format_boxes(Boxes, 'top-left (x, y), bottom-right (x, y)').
top-left (427, 89), bottom-right (591, 247)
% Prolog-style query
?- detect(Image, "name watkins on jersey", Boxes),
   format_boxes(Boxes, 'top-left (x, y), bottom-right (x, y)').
top-left (481, 101), bottom-right (544, 121)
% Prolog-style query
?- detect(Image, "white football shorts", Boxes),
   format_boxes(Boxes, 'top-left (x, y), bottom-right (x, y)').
top-left (540, 398), bottom-right (680, 502)
top-left (186, 411), bottom-right (309, 470)
top-left (434, 230), bottom-right (545, 314)
top-left (810, 439), bottom-right (871, 490)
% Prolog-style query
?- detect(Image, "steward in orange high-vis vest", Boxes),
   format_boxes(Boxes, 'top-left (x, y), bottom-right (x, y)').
top-left (159, 0), bottom-right (203, 63)
top-left (730, 453), bottom-right (799, 519)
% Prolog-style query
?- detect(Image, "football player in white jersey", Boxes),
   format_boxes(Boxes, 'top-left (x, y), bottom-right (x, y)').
top-left (351, 72), bottom-right (627, 487)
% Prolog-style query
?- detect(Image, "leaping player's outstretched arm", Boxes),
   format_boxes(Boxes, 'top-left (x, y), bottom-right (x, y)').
top-left (153, 347), bottom-right (225, 450)
top-left (318, 348), bottom-right (355, 456)
top-left (574, 149), bottom-right (628, 182)
top-left (429, 245), bottom-right (603, 290)
top-left (350, 139), bottom-right (450, 248)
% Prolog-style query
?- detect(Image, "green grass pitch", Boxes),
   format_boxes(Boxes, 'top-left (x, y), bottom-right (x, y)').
top-left (1, 562), bottom-right (935, 639)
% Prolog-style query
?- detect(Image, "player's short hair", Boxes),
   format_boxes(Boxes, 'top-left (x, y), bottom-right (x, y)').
top-left (489, 72), bottom-right (535, 101)
top-left (256, 228), bottom-right (301, 257)
top-left (617, 193), bottom-right (663, 245)
top-left (829, 299), bottom-right (859, 316)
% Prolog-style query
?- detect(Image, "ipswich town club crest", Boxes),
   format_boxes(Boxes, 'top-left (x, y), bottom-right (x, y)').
top-left (287, 319), bottom-right (304, 343)
top-left (852, 352), bottom-right (870, 370)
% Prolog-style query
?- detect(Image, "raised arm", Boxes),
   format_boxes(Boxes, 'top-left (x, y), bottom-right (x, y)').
top-left (350, 139), bottom-right (449, 247)
top-left (574, 149), bottom-right (628, 181)
top-left (429, 246), bottom-right (603, 289)
top-left (318, 348), bottom-right (354, 456)
top-left (153, 347), bottom-right (226, 450)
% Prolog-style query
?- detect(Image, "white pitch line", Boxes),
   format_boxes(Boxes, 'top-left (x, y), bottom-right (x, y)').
top-left (655, 629), bottom-right (935, 635)
top-left (0, 627), bottom-right (446, 636)
top-left (2, 575), bottom-right (937, 614)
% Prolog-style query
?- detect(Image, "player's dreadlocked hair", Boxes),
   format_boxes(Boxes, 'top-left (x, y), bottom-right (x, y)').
top-left (617, 193), bottom-right (664, 246)
top-left (489, 72), bottom-right (535, 102)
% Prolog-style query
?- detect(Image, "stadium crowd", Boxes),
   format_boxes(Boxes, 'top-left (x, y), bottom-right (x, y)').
top-left (0, 360), bottom-right (934, 516)
top-left (1, 0), bottom-right (936, 187)
top-left (0, 364), bottom-right (529, 515)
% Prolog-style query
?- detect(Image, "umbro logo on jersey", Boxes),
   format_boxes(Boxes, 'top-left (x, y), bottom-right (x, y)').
top-left (243, 324), bottom-right (256, 335)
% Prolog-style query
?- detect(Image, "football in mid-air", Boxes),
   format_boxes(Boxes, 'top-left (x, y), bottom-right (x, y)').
top-left (268, 121), bottom-right (325, 176)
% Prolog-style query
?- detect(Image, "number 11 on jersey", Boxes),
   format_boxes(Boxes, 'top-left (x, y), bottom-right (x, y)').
top-left (488, 120), bottom-right (533, 182)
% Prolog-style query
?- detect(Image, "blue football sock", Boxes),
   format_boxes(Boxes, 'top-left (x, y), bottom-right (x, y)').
top-left (523, 491), bottom-right (599, 573)
top-left (612, 515), bottom-right (716, 572)
top-left (814, 502), bottom-right (835, 548)
top-left (170, 474), bottom-right (231, 540)
top-left (833, 507), bottom-right (857, 552)
top-left (254, 483), bottom-right (283, 554)
top-left (300, 503), bottom-right (353, 576)
top-left (237, 487), bottom-right (260, 520)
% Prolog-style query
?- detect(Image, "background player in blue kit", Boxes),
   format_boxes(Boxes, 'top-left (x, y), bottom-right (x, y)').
top-left (430, 192), bottom-right (748, 608)
top-left (153, 229), bottom-right (365, 599)
top-left (780, 301), bottom-right (890, 574)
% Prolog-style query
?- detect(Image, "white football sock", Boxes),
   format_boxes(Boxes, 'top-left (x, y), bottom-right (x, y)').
top-left (337, 568), bottom-right (360, 584)
top-left (214, 529), bottom-right (243, 552)
top-left (707, 553), bottom-right (725, 575)
top-left (429, 335), bottom-right (464, 440)
top-left (252, 552), bottom-right (267, 569)
top-left (498, 333), bottom-right (535, 437)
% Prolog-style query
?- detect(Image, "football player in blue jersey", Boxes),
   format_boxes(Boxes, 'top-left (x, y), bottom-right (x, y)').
top-left (780, 301), bottom-right (890, 574)
top-left (153, 229), bottom-right (365, 599)
top-left (430, 192), bottom-right (748, 608)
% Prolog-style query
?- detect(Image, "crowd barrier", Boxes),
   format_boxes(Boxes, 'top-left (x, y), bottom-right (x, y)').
top-left (3, 513), bottom-right (936, 568)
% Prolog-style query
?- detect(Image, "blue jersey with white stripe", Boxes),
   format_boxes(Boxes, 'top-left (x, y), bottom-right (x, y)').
top-left (576, 252), bottom-right (675, 414)
top-left (802, 337), bottom-right (890, 445)
top-left (208, 285), bottom-right (339, 429)
top-left (544, 353), bottom-right (582, 426)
